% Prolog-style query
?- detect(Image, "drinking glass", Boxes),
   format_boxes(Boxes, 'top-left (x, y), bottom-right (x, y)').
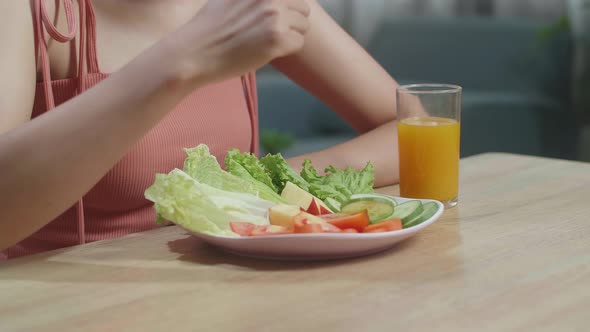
top-left (396, 84), bottom-right (462, 208)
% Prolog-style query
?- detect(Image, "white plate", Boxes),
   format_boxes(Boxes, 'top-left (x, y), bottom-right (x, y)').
top-left (184, 196), bottom-right (444, 261)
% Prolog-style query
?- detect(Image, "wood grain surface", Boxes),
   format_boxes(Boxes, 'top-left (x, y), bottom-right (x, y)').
top-left (1, 153), bottom-right (590, 332)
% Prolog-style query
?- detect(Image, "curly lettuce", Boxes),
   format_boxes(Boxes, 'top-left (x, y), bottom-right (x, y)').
top-left (260, 153), bottom-right (310, 192)
top-left (300, 159), bottom-right (374, 204)
top-left (183, 145), bottom-right (284, 203)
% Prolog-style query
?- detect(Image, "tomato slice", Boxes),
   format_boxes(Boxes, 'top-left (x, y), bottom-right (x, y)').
top-left (230, 222), bottom-right (257, 236)
top-left (319, 213), bottom-right (350, 220)
top-left (325, 210), bottom-right (370, 232)
top-left (363, 219), bottom-right (402, 233)
top-left (320, 223), bottom-right (342, 233)
top-left (251, 225), bottom-right (292, 236)
top-left (293, 212), bottom-right (341, 233)
top-left (341, 228), bottom-right (359, 233)
top-left (294, 224), bottom-right (324, 234)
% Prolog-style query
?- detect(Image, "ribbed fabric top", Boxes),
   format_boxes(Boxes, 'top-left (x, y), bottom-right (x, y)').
top-left (1, 0), bottom-right (258, 260)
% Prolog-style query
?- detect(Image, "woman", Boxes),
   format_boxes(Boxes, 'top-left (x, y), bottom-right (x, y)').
top-left (0, 0), bottom-right (400, 259)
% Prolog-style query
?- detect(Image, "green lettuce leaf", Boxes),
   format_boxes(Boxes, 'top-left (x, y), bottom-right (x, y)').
top-left (300, 159), bottom-right (375, 204)
top-left (225, 149), bottom-right (278, 192)
top-left (308, 183), bottom-right (352, 204)
top-left (224, 159), bottom-right (286, 203)
top-left (183, 145), bottom-right (284, 203)
top-left (301, 159), bottom-right (323, 184)
top-left (323, 163), bottom-right (375, 195)
top-left (145, 169), bottom-right (273, 236)
top-left (260, 153), bottom-right (309, 192)
top-left (184, 145), bottom-right (256, 194)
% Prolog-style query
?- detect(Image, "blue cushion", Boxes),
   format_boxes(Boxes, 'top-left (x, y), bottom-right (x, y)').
top-left (367, 17), bottom-right (573, 102)
top-left (257, 74), bottom-right (356, 138)
top-left (460, 91), bottom-right (578, 158)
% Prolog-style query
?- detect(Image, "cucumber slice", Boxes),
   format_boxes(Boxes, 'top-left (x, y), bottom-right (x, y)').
top-left (403, 202), bottom-right (439, 228)
top-left (324, 197), bottom-right (342, 213)
top-left (390, 200), bottom-right (423, 224)
top-left (341, 196), bottom-right (396, 223)
top-left (350, 193), bottom-right (398, 206)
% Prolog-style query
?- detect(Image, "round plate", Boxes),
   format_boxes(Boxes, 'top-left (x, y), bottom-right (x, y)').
top-left (184, 196), bottom-right (444, 261)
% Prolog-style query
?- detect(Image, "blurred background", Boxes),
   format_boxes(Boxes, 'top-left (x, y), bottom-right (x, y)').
top-left (257, 0), bottom-right (590, 162)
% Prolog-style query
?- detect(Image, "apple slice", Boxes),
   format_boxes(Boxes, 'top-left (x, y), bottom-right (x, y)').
top-left (269, 204), bottom-right (302, 231)
top-left (281, 182), bottom-right (332, 213)
top-left (319, 204), bottom-right (333, 215)
top-left (305, 199), bottom-right (322, 216)
top-left (306, 198), bottom-right (335, 216)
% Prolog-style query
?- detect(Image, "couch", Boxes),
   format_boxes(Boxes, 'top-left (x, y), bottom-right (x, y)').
top-left (257, 17), bottom-right (579, 159)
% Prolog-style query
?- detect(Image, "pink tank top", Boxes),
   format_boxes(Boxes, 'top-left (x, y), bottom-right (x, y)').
top-left (1, 0), bottom-right (259, 260)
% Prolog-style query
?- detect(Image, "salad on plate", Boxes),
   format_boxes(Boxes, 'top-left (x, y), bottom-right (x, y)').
top-left (144, 145), bottom-right (438, 238)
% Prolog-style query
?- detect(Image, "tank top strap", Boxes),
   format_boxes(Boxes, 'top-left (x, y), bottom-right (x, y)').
top-left (34, 0), bottom-right (74, 109)
top-left (33, 0), bottom-right (101, 109)
top-left (33, 0), bottom-right (95, 244)
top-left (38, 0), bottom-right (78, 43)
top-left (84, 0), bottom-right (101, 74)
top-left (71, 0), bottom-right (102, 86)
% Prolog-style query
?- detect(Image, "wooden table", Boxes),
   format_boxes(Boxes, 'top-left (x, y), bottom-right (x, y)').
top-left (1, 153), bottom-right (590, 332)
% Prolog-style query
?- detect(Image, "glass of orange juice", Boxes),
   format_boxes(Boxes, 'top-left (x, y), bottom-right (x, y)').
top-left (396, 84), bottom-right (462, 208)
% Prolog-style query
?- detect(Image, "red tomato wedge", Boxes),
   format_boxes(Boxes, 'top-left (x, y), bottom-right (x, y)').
top-left (319, 213), bottom-right (349, 220)
top-left (324, 211), bottom-right (370, 232)
top-left (293, 213), bottom-right (341, 233)
top-left (294, 224), bottom-right (324, 234)
top-left (251, 225), bottom-right (292, 236)
top-left (321, 223), bottom-right (342, 233)
top-left (230, 222), bottom-right (257, 236)
top-left (363, 219), bottom-right (402, 233)
top-left (230, 222), bottom-right (292, 236)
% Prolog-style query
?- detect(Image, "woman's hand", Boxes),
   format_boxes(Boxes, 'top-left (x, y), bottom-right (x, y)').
top-left (168, 0), bottom-right (311, 84)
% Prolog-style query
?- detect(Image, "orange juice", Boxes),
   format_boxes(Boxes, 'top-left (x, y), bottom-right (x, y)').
top-left (398, 117), bottom-right (460, 203)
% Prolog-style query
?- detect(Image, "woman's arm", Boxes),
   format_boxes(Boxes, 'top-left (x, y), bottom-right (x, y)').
top-left (0, 0), bottom-right (310, 250)
top-left (0, 12), bottom-right (202, 250)
top-left (271, 0), bottom-right (400, 187)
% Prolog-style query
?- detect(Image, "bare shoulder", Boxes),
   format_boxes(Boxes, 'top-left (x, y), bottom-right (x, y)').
top-left (0, 0), bottom-right (37, 133)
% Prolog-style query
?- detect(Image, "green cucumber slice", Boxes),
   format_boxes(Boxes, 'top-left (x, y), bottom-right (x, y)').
top-left (350, 194), bottom-right (398, 206)
top-left (403, 202), bottom-right (439, 228)
top-left (341, 196), bottom-right (396, 223)
top-left (350, 194), bottom-right (398, 211)
top-left (390, 200), bottom-right (423, 224)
